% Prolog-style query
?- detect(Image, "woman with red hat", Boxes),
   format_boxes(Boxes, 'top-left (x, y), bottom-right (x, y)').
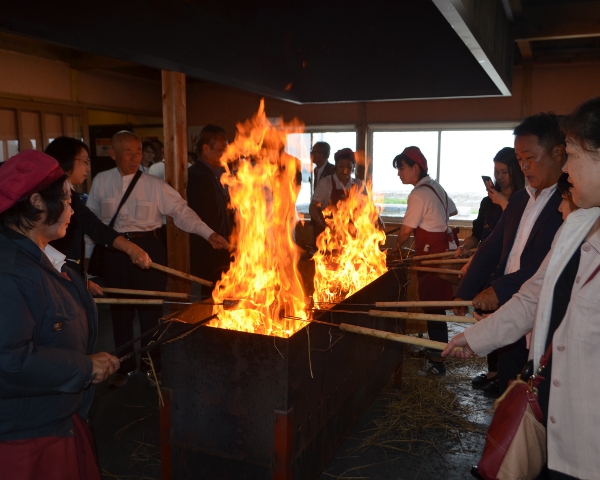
top-left (391, 146), bottom-right (458, 376)
top-left (0, 150), bottom-right (119, 479)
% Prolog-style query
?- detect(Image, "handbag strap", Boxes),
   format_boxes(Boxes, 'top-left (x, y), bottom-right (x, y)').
top-left (108, 170), bottom-right (143, 229)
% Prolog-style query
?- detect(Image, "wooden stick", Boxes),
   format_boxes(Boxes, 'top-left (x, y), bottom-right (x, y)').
top-left (412, 248), bottom-right (477, 261)
top-left (340, 323), bottom-right (448, 350)
top-left (150, 262), bottom-right (213, 287)
top-left (374, 300), bottom-right (472, 308)
top-left (420, 258), bottom-right (469, 265)
top-left (100, 287), bottom-right (189, 299)
top-left (95, 298), bottom-right (164, 305)
top-left (368, 310), bottom-right (476, 324)
top-left (411, 266), bottom-right (464, 275)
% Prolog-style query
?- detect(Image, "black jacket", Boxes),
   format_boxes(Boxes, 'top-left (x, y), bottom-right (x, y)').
top-left (455, 188), bottom-right (563, 306)
top-left (50, 190), bottom-right (119, 271)
top-left (0, 228), bottom-right (96, 441)
top-left (187, 161), bottom-right (233, 283)
top-left (313, 162), bottom-right (336, 189)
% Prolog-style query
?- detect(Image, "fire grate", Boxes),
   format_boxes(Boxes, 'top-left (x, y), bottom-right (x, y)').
top-left (160, 268), bottom-right (408, 479)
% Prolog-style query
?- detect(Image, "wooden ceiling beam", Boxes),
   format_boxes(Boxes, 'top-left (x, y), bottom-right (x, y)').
top-left (516, 39), bottom-right (533, 61)
top-left (69, 54), bottom-right (137, 71)
top-left (514, 2), bottom-right (600, 42)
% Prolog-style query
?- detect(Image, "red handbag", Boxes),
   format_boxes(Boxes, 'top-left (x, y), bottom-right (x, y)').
top-left (471, 344), bottom-right (552, 480)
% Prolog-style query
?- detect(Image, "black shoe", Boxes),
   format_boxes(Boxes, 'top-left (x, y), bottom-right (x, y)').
top-left (471, 372), bottom-right (496, 389)
top-left (482, 377), bottom-right (499, 398)
top-left (470, 466), bottom-right (484, 479)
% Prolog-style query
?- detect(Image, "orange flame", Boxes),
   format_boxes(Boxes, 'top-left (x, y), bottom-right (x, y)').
top-left (312, 183), bottom-right (387, 307)
top-left (209, 100), bottom-right (308, 338)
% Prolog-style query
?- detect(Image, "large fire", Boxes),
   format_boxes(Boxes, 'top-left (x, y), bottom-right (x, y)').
top-left (209, 100), bottom-right (308, 338)
top-left (312, 184), bottom-right (387, 307)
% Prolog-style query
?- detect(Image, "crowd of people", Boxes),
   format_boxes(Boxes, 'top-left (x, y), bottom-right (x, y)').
top-left (1, 95), bottom-right (600, 478)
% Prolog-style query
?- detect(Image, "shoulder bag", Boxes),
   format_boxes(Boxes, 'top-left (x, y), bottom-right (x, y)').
top-left (471, 344), bottom-right (552, 480)
top-left (88, 170), bottom-right (142, 277)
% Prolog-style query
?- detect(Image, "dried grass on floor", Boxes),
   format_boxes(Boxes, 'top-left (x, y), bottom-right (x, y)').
top-left (358, 347), bottom-right (488, 459)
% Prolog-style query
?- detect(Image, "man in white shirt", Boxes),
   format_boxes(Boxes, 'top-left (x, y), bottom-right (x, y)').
top-left (86, 131), bottom-right (228, 386)
top-left (453, 113), bottom-right (566, 395)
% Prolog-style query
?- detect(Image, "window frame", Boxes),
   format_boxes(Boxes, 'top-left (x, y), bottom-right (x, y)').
top-left (367, 122), bottom-right (517, 225)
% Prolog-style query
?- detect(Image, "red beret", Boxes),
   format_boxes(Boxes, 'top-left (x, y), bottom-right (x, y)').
top-left (334, 148), bottom-right (356, 164)
top-left (0, 150), bottom-right (64, 214)
top-left (399, 146), bottom-right (428, 174)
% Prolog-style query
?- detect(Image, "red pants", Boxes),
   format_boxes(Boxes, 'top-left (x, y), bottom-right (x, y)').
top-left (0, 414), bottom-right (101, 480)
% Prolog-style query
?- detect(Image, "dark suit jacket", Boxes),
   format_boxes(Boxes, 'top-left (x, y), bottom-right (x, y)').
top-left (187, 161), bottom-right (233, 283)
top-left (454, 188), bottom-right (563, 306)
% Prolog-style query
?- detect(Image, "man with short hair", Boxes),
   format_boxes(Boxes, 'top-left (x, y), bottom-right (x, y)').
top-left (86, 131), bottom-right (229, 387)
top-left (453, 113), bottom-right (566, 395)
top-left (187, 125), bottom-right (233, 286)
top-left (311, 141), bottom-right (335, 191)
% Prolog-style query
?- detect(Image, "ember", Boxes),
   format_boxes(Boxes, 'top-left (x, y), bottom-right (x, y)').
top-left (312, 183), bottom-right (387, 307)
top-left (209, 100), bottom-right (308, 338)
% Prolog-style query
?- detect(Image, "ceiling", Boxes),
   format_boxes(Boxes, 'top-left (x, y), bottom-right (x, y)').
top-left (0, 0), bottom-right (598, 104)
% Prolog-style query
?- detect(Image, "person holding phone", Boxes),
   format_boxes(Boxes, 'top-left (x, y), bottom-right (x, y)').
top-left (456, 147), bottom-right (525, 259)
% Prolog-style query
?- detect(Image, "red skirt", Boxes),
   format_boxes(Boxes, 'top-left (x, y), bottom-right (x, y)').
top-left (0, 414), bottom-right (102, 480)
top-left (414, 227), bottom-right (454, 309)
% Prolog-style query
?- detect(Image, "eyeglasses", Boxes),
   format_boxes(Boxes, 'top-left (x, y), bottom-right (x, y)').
top-left (75, 156), bottom-right (91, 166)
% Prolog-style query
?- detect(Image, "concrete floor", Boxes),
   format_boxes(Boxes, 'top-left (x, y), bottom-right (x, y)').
top-left (89, 304), bottom-right (494, 480)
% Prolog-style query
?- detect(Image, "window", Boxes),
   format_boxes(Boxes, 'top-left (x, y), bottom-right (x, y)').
top-left (371, 128), bottom-right (515, 220)
top-left (286, 131), bottom-right (357, 214)
top-left (0, 98), bottom-right (87, 186)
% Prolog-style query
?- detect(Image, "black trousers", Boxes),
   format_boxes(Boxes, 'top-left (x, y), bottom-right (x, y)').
top-left (496, 335), bottom-right (529, 394)
top-left (427, 309), bottom-right (449, 356)
top-left (103, 235), bottom-right (167, 374)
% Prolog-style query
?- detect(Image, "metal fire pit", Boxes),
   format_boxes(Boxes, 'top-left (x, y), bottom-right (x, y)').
top-left (160, 268), bottom-right (408, 480)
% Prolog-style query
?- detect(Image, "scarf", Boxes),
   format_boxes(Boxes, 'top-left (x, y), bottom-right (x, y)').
top-left (531, 207), bottom-right (600, 370)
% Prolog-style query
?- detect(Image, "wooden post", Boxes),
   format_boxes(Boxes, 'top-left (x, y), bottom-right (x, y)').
top-left (162, 70), bottom-right (190, 302)
top-left (356, 102), bottom-right (368, 182)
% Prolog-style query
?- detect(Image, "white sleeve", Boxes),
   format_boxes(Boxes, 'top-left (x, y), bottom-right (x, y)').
top-left (401, 192), bottom-right (425, 229)
top-left (463, 247), bottom-right (551, 356)
top-left (157, 181), bottom-right (215, 240)
top-left (312, 177), bottom-right (331, 207)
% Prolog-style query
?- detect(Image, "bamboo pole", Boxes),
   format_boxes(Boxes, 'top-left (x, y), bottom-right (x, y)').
top-left (412, 248), bottom-right (477, 261)
top-left (150, 262), bottom-right (213, 287)
top-left (368, 310), bottom-right (476, 324)
top-left (420, 258), bottom-right (469, 265)
top-left (95, 298), bottom-right (164, 305)
top-left (375, 300), bottom-right (472, 308)
top-left (339, 323), bottom-right (448, 350)
top-left (411, 266), bottom-right (464, 275)
top-left (100, 287), bottom-right (189, 299)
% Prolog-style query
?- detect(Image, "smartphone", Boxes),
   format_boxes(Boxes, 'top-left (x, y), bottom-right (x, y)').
top-left (481, 175), bottom-right (493, 189)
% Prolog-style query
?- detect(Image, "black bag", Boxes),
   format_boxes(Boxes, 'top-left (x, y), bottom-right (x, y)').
top-left (87, 170), bottom-right (142, 277)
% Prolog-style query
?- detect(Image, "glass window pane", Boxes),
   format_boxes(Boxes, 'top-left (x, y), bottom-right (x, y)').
top-left (45, 113), bottom-right (63, 146)
top-left (439, 130), bottom-right (514, 220)
top-left (372, 131), bottom-right (439, 218)
top-left (22, 111), bottom-right (42, 151)
top-left (0, 108), bottom-right (18, 163)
